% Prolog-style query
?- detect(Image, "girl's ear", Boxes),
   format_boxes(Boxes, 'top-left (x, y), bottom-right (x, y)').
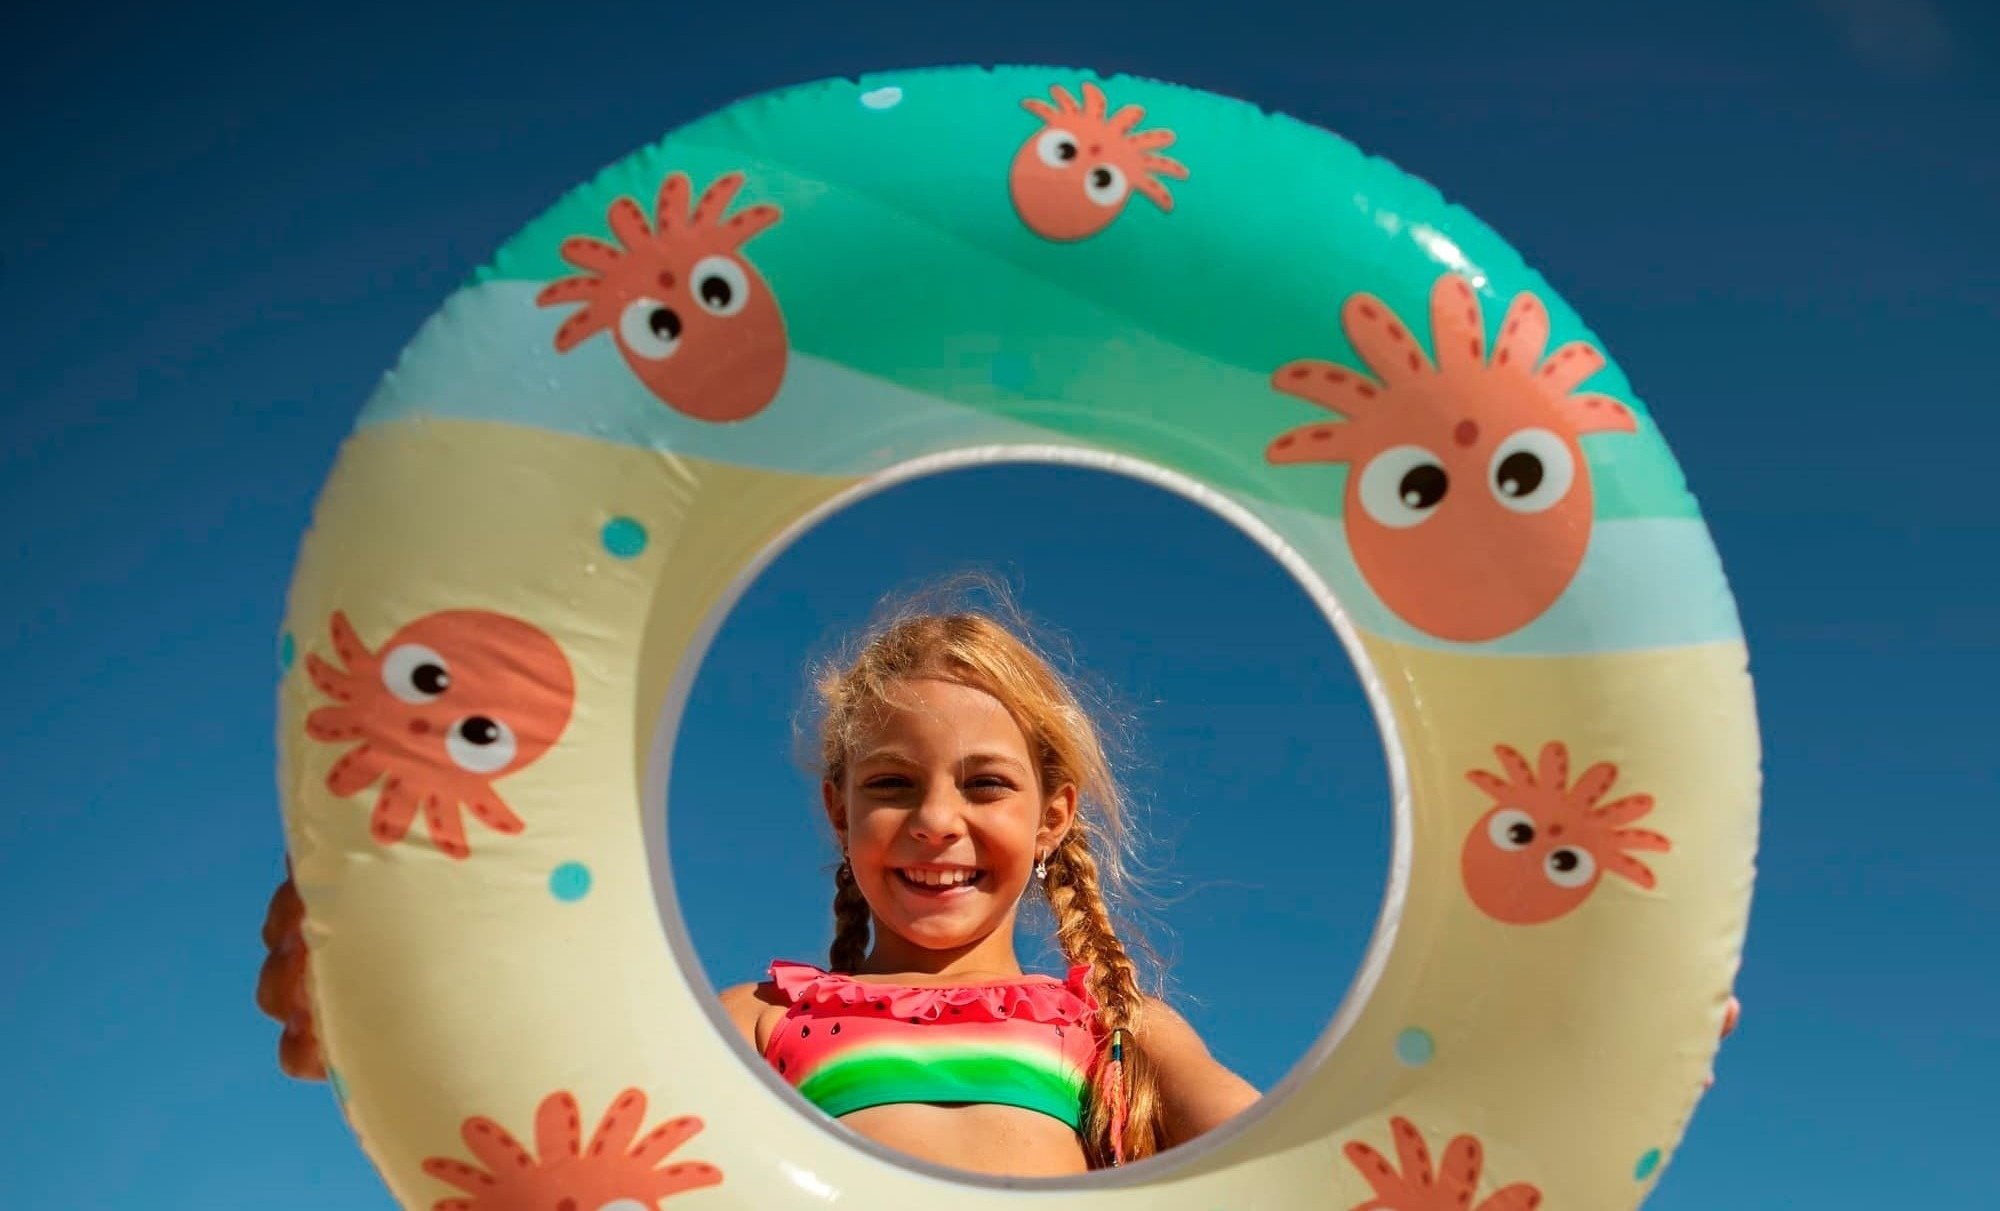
top-left (821, 779), bottom-right (847, 849)
top-left (1039, 782), bottom-right (1078, 853)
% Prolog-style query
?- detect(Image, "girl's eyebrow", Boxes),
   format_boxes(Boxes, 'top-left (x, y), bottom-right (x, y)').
top-left (854, 748), bottom-right (1030, 775)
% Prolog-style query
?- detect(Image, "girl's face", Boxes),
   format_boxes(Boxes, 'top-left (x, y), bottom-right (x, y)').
top-left (826, 677), bottom-right (1074, 957)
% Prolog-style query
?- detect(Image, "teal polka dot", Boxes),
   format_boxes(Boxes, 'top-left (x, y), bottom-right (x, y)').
top-left (278, 631), bottom-right (295, 674)
top-left (601, 517), bottom-right (648, 559)
top-left (1635, 1148), bottom-right (1663, 1180)
top-left (860, 85), bottom-right (904, 110)
top-left (1394, 1028), bottom-right (1435, 1067)
top-left (328, 1068), bottom-right (347, 1108)
top-left (991, 352), bottom-right (1032, 392)
top-left (550, 862), bottom-right (593, 902)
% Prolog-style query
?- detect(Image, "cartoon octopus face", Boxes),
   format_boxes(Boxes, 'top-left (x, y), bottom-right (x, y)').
top-left (1010, 82), bottom-right (1188, 242)
top-left (303, 609), bottom-right (574, 859)
top-left (1461, 741), bottom-right (1671, 925)
top-left (422, 1089), bottom-right (722, 1211)
top-left (1267, 273), bottom-right (1638, 642)
top-left (537, 171), bottom-right (787, 423)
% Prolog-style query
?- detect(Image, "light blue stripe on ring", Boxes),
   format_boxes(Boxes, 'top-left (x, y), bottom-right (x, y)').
top-left (357, 281), bottom-right (1742, 655)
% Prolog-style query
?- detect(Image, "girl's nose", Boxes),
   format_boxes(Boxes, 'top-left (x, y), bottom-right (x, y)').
top-left (908, 784), bottom-right (968, 840)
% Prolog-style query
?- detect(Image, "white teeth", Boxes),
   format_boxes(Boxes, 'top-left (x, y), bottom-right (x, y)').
top-left (905, 868), bottom-right (975, 887)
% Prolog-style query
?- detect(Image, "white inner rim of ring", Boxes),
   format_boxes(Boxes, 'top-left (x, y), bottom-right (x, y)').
top-left (643, 443), bottom-right (1414, 1191)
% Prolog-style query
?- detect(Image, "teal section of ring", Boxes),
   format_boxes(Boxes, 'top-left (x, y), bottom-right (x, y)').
top-left (357, 65), bottom-right (1741, 654)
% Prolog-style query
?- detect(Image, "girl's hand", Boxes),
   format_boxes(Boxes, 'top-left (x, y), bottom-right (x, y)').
top-left (256, 866), bottom-right (327, 1081)
top-left (1704, 995), bottom-right (1741, 1091)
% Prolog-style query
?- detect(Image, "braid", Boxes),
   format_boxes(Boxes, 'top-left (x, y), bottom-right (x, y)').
top-left (1046, 830), bottom-right (1163, 1167)
top-left (827, 859), bottom-right (872, 974)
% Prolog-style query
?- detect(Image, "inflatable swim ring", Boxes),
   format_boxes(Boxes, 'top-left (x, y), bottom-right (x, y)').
top-left (276, 65), bottom-right (1759, 1209)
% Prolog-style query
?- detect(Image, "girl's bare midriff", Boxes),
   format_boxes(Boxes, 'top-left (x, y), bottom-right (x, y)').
top-left (838, 1102), bottom-right (1088, 1176)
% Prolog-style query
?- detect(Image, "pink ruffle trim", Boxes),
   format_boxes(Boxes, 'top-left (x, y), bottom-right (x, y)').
top-left (767, 960), bottom-right (1099, 1027)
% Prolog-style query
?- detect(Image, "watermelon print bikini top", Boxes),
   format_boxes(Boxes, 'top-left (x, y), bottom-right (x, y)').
top-left (762, 961), bottom-right (1103, 1129)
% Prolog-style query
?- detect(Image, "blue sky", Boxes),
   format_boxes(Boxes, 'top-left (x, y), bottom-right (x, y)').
top-left (2, 0), bottom-right (1995, 1206)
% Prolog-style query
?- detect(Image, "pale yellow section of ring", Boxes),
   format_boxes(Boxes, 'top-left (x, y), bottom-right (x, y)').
top-left (276, 416), bottom-right (1758, 1208)
top-left (1211, 635), bottom-right (1758, 1206)
top-left (275, 418), bottom-right (1333, 1207)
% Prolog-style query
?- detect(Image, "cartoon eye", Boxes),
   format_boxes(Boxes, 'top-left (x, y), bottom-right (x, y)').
top-left (1035, 129), bottom-right (1080, 167)
top-left (1544, 845), bottom-right (1597, 888)
top-left (1487, 809), bottom-right (1536, 852)
top-left (381, 644), bottom-right (450, 704)
top-left (1489, 428), bottom-right (1576, 514)
top-left (1356, 445), bottom-right (1449, 528)
top-left (1084, 163), bottom-right (1129, 208)
top-left (690, 255), bottom-right (751, 317)
top-left (446, 715), bottom-right (518, 774)
top-left (618, 297), bottom-right (682, 359)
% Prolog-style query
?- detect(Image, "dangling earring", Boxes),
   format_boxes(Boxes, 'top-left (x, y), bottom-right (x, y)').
top-left (1035, 850), bottom-right (1048, 881)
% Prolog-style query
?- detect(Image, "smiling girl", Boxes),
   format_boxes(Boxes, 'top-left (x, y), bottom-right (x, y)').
top-left (719, 607), bottom-right (1258, 1175)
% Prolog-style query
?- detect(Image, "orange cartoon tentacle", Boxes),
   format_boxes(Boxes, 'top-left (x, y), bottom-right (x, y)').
top-left (1435, 1132), bottom-right (1485, 1200)
top-left (1131, 174), bottom-right (1177, 212)
top-left (432, 1198), bottom-right (474, 1211)
top-left (1342, 295), bottom-right (1434, 385)
top-left (536, 275), bottom-right (601, 308)
top-left (534, 1089), bottom-right (585, 1162)
top-left (1021, 97), bottom-right (1060, 124)
top-left (631, 1113), bottom-right (707, 1167)
top-left (328, 610), bottom-right (372, 669)
top-left (1107, 102), bottom-right (1146, 133)
top-left (1079, 81), bottom-right (1109, 118)
top-left (587, 1088), bottom-right (649, 1158)
top-left (1493, 744), bottom-right (1536, 788)
top-left (606, 196), bottom-right (654, 251)
top-left (1388, 1116), bottom-right (1436, 1186)
top-left (1343, 1139), bottom-right (1399, 1194)
top-left (1429, 273), bottom-right (1488, 375)
top-left (1129, 128), bottom-right (1179, 151)
top-left (1272, 359), bottom-right (1385, 418)
top-left (651, 1156), bottom-right (725, 1198)
top-left (1535, 741), bottom-right (1570, 788)
top-left (1614, 827), bottom-right (1671, 852)
top-left (552, 308), bottom-right (605, 353)
top-left (1592, 792), bottom-right (1657, 827)
top-left (460, 1116), bottom-right (536, 1175)
top-left (1466, 768), bottom-right (1511, 798)
top-left (1477, 1183), bottom-right (1545, 1211)
top-left (1560, 391), bottom-right (1639, 435)
top-left (305, 704), bottom-right (364, 742)
top-left (304, 654), bottom-right (355, 704)
top-left (723, 203), bottom-right (782, 246)
top-left (464, 789), bottom-right (526, 835)
top-left (1048, 84), bottom-right (1082, 114)
top-left (691, 172), bottom-right (746, 228)
top-left (1141, 152), bottom-right (1190, 180)
top-left (1604, 851), bottom-right (1659, 889)
top-left (420, 1151), bottom-right (498, 1199)
top-left (325, 744), bottom-right (383, 796)
top-left (1568, 760), bottom-right (1620, 808)
top-left (654, 171), bottom-right (692, 231)
top-left (1267, 421), bottom-right (1359, 466)
top-left (1537, 340), bottom-right (1607, 396)
top-left (370, 779), bottom-right (423, 847)
top-left (1492, 293), bottom-right (1551, 371)
top-left (423, 794), bottom-right (472, 860)
top-left (557, 235), bottom-right (624, 275)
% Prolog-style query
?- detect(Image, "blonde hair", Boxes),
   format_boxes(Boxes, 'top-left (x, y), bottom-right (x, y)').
top-left (808, 586), bottom-right (1165, 1167)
